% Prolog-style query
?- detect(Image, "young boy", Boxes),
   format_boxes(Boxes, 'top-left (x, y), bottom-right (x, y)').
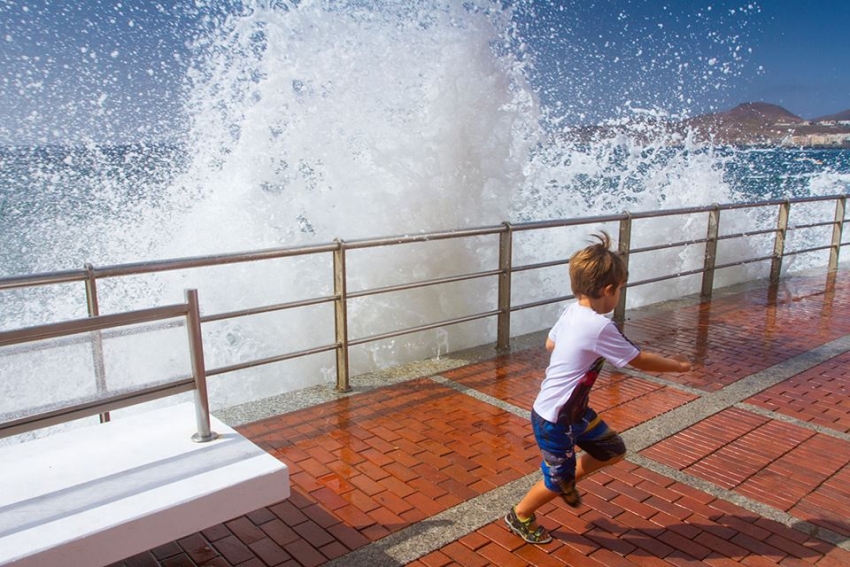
top-left (505, 231), bottom-right (691, 544)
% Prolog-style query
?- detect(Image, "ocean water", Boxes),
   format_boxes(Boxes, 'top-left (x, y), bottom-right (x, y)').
top-left (2, 1), bottom-right (850, 427)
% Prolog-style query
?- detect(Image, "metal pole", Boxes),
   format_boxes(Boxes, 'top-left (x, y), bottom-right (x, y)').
top-left (496, 223), bottom-right (513, 352)
top-left (186, 289), bottom-right (217, 442)
top-left (85, 263), bottom-right (110, 423)
top-left (333, 240), bottom-right (351, 392)
top-left (701, 205), bottom-right (721, 299)
top-left (828, 196), bottom-right (845, 272)
top-left (770, 200), bottom-right (790, 282)
top-left (614, 213), bottom-right (632, 322)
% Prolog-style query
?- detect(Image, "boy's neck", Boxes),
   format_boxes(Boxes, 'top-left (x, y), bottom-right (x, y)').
top-left (576, 293), bottom-right (610, 315)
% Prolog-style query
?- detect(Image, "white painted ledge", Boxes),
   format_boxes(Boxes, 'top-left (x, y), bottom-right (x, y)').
top-left (0, 403), bottom-right (289, 567)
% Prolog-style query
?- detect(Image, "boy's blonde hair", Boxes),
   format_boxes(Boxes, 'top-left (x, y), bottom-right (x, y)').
top-left (569, 231), bottom-right (627, 298)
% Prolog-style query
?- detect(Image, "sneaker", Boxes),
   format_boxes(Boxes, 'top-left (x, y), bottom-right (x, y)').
top-left (504, 507), bottom-right (552, 544)
top-left (559, 482), bottom-right (582, 508)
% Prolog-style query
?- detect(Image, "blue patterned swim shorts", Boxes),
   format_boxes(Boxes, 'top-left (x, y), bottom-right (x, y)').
top-left (531, 407), bottom-right (626, 493)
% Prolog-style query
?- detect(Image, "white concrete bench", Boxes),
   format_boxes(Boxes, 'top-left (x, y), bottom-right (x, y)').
top-left (0, 402), bottom-right (289, 567)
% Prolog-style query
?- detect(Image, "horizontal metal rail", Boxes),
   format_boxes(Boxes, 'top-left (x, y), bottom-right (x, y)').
top-left (784, 244), bottom-right (836, 257)
top-left (509, 213), bottom-right (628, 232)
top-left (629, 237), bottom-right (709, 255)
top-left (348, 309), bottom-right (502, 347)
top-left (343, 225), bottom-right (505, 249)
top-left (713, 254), bottom-right (777, 271)
top-left (0, 269), bottom-right (88, 291)
top-left (718, 228), bottom-right (776, 240)
top-left (512, 294), bottom-right (575, 313)
top-left (1, 378), bottom-right (195, 439)
top-left (200, 295), bottom-right (338, 324)
top-left (789, 220), bottom-right (835, 230)
top-left (90, 243), bottom-right (341, 278)
top-left (628, 267), bottom-right (710, 288)
top-left (512, 258), bottom-right (570, 273)
top-left (206, 343), bottom-right (340, 377)
top-left (629, 204), bottom-right (719, 219)
top-left (347, 268), bottom-right (502, 299)
top-left (0, 303), bottom-right (188, 347)
top-left (0, 320), bottom-right (184, 356)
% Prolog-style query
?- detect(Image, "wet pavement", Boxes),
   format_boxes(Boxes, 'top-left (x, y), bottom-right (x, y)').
top-left (110, 268), bottom-right (850, 567)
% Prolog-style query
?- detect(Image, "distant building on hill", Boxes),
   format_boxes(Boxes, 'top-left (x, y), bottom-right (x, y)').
top-left (784, 133), bottom-right (850, 147)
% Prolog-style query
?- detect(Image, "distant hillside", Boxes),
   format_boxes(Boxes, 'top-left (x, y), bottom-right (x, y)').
top-left (725, 102), bottom-right (805, 123)
top-left (682, 102), bottom-right (850, 146)
top-left (814, 109), bottom-right (850, 122)
top-left (559, 102), bottom-right (850, 147)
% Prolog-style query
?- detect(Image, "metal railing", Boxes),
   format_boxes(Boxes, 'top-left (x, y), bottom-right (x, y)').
top-left (0, 289), bottom-right (217, 441)
top-left (1, 194), bottom-right (847, 423)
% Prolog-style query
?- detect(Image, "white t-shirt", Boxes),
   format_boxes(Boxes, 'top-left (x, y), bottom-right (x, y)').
top-left (533, 302), bottom-right (640, 424)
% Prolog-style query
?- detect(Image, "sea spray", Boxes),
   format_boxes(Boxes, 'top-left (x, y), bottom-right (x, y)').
top-left (133, 0), bottom-right (543, 407)
top-left (170, 0), bottom-right (537, 251)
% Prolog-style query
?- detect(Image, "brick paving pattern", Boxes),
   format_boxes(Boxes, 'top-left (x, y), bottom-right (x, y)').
top-left (110, 269), bottom-right (850, 566)
top-left (745, 351), bottom-right (850, 433)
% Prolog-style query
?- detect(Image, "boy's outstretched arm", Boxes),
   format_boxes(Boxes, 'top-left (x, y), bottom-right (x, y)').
top-left (628, 351), bottom-right (691, 373)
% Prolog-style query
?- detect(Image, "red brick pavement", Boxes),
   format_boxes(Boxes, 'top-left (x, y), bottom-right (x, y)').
top-left (621, 272), bottom-right (850, 391)
top-left (745, 350), bottom-right (850, 433)
top-left (411, 460), bottom-right (850, 567)
top-left (110, 269), bottom-right (850, 567)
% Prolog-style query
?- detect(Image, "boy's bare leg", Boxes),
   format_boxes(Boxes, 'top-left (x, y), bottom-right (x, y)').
top-left (514, 480), bottom-right (558, 523)
top-left (514, 452), bottom-right (624, 526)
top-left (576, 451), bottom-right (624, 480)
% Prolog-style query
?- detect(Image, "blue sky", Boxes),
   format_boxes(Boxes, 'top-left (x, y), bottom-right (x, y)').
top-left (1, 0), bottom-right (848, 144)
top-left (726, 0), bottom-right (849, 118)
top-left (520, 0), bottom-right (850, 124)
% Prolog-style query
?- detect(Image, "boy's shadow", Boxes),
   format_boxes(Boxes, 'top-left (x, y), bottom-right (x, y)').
top-left (551, 514), bottom-right (850, 563)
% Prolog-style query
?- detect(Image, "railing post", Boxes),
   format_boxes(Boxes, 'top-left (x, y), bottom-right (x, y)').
top-left (333, 240), bottom-right (351, 392)
top-left (770, 199), bottom-right (791, 282)
top-left (85, 263), bottom-right (110, 424)
top-left (186, 288), bottom-right (217, 443)
top-left (496, 222), bottom-right (513, 352)
top-left (614, 213), bottom-right (632, 322)
top-left (828, 196), bottom-right (845, 272)
top-left (701, 205), bottom-right (721, 299)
